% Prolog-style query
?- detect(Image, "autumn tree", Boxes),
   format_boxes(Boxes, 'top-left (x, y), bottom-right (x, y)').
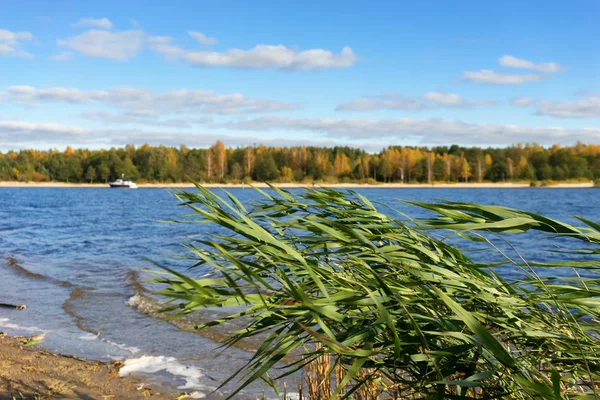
top-left (425, 152), bottom-right (435, 184)
top-left (459, 154), bottom-right (471, 183)
top-left (333, 153), bottom-right (352, 178)
top-left (1, 142), bottom-right (598, 184)
top-left (442, 153), bottom-right (453, 183)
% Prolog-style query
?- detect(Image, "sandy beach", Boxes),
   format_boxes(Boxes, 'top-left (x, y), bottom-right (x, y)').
top-left (0, 181), bottom-right (594, 189)
top-left (0, 334), bottom-right (177, 400)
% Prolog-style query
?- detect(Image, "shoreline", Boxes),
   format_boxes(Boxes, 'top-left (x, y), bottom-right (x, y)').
top-left (0, 334), bottom-right (179, 399)
top-left (0, 181), bottom-right (595, 189)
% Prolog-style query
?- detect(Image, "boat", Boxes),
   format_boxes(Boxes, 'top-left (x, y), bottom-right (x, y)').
top-left (108, 174), bottom-right (138, 189)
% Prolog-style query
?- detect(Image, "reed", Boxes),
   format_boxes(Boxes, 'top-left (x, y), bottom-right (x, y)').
top-left (299, 343), bottom-right (391, 400)
top-left (154, 185), bottom-right (600, 399)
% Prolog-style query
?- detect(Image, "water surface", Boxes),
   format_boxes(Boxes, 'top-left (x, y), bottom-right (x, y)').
top-left (0, 187), bottom-right (597, 398)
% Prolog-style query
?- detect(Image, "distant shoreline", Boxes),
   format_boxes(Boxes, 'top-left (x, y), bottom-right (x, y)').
top-left (0, 181), bottom-right (595, 189)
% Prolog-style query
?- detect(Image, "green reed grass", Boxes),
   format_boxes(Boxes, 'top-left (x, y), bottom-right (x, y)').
top-left (153, 185), bottom-right (600, 399)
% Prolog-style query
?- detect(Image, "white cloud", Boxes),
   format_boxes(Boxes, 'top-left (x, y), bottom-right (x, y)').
top-left (6, 86), bottom-right (102, 103)
top-left (508, 95), bottom-right (600, 118)
top-left (188, 31), bottom-right (217, 46)
top-left (2, 115), bottom-right (598, 151)
top-left (463, 55), bottom-right (560, 85)
top-left (57, 29), bottom-right (144, 61)
top-left (5, 85), bottom-right (36, 98)
top-left (0, 29), bottom-right (34, 58)
top-left (499, 55), bottom-right (561, 73)
top-left (149, 36), bottom-right (358, 70)
top-left (50, 51), bottom-right (74, 61)
top-left (535, 96), bottom-right (600, 118)
top-left (336, 94), bottom-right (430, 111)
top-left (220, 116), bottom-right (600, 146)
top-left (4, 85), bottom-right (298, 115)
top-left (510, 97), bottom-right (534, 107)
top-left (0, 119), bottom-right (382, 151)
top-left (336, 92), bottom-right (494, 111)
top-left (422, 92), bottom-right (464, 106)
top-left (463, 69), bottom-right (542, 85)
top-left (55, 28), bottom-right (358, 70)
top-left (73, 18), bottom-right (114, 29)
top-left (0, 120), bottom-right (87, 137)
top-left (80, 111), bottom-right (213, 128)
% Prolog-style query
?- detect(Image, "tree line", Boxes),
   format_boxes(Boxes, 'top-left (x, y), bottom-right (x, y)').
top-left (1, 141), bottom-right (600, 184)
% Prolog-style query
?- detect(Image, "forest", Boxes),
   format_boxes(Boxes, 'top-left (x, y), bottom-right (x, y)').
top-left (1, 141), bottom-right (599, 184)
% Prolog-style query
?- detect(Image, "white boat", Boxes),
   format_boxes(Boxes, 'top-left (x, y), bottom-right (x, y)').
top-left (108, 174), bottom-right (138, 189)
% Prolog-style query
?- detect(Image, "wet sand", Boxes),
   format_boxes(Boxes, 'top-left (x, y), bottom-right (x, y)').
top-left (0, 334), bottom-right (177, 400)
top-left (0, 181), bottom-right (594, 188)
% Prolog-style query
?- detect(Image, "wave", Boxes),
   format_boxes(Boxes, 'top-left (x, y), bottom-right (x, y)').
top-left (105, 340), bottom-right (141, 357)
top-left (78, 332), bottom-right (99, 341)
top-left (5, 257), bottom-right (74, 288)
top-left (61, 287), bottom-right (103, 336)
top-left (119, 355), bottom-right (211, 398)
top-left (126, 293), bottom-right (263, 355)
top-left (124, 269), bottom-right (149, 294)
top-left (0, 317), bottom-right (47, 334)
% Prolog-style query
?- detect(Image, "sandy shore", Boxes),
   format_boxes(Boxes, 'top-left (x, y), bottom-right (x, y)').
top-left (0, 181), bottom-right (595, 189)
top-left (0, 334), bottom-right (177, 400)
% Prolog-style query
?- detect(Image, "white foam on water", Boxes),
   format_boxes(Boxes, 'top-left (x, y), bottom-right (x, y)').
top-left (78, 332), bottom-right (99, 341)
top-left (74, 330), bottom-right (139, 354)
top-left (0, 317), bottom-right (47, 334)
top-left (104, 339), bottom-right (140, 355)
top-left (120, 355), bottom-right (209, 398)
top-left (125, 293), bottom-right (143, 307)
top-left (125, 293), bottom-right (160, 315)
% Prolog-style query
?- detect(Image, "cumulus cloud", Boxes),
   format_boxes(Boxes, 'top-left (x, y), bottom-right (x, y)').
top-left (508, 94), bottom-right (600, 118)
top-left (57, 29), bottom-right (145, 61)
top-left (56, 27), bottom-right (358, 70)
top-left (6, 85), bottom-right (101, 103)
top-left (188, 31), bottom-right (217, 46)
top-left (336, 92), bottom-right (495, 111)
top-left (499, 55), bottom-right (561, 72)
top-left (149, 36), bottom-right (358, 70)
top-left (0, 29), bottom-right (34, 58)
top-left (2, 114), bottom-right (599, 151)
top-left (463, 55), bottom-right (561, 85)
top-left (4, 85), bottom-right (298, 116)
top-left (463, 69), bottom-right (542, 85)
top-left (73, 18), bottom-right (114, 29)
top-left (220, 116), bottom-right (600, 146)
top-left (0, 119), bottom-right (382, 151)
top-left (535, 96), bottom-right (600, 118)
top-left (422, 92), bottom-right (464, 106)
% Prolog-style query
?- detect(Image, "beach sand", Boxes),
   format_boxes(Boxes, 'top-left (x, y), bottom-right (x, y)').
top-left (0, 181), bottom-right (594, 189)
top-left (0, 334), bottom-right (176, 400)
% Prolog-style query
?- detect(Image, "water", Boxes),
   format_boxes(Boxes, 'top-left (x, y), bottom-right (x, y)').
top-left (0, 187), bottom-right (598, 398)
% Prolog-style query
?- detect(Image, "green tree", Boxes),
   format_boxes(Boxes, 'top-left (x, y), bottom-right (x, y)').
top-left (97, 163), bottom-right (110, 183)
top-left (254, 152), bottom-right (279, 181)
top-left (85, 166), bottom-right (97, 183)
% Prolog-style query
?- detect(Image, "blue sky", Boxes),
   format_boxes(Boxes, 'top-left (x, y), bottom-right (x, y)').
top-left (1, 0), bottom-right (599, 151)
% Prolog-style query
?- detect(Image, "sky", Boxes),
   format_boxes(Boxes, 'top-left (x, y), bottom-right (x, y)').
top-left (1, 0), bottom-right (599, 152)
